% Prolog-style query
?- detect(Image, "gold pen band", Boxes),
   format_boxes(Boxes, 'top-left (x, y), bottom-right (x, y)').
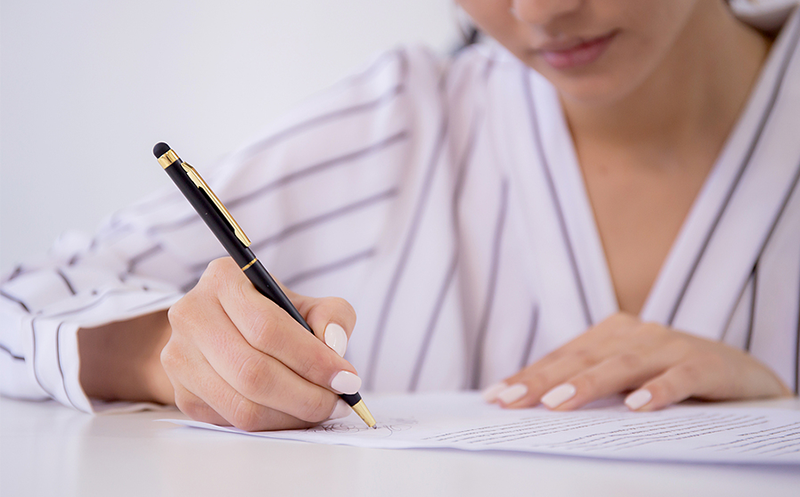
top-left (157, 149), bottom-right (179, 169)
top-left (241, 258), bottom-right (258, 271)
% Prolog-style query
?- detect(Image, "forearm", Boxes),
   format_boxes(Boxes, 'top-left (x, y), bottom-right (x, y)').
top-left (78, 311), bottom-right (175, 405)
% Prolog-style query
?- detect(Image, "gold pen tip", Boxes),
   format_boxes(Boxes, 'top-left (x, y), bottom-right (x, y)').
top-left (351, 399), bottom-right (377, 429)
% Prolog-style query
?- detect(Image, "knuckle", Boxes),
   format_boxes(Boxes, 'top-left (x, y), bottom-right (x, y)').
top-left (159, 341), bottom-right (182, 371)
top-left (675, 360), bottom-right (702, 382)
top-left (617, 351), bottom-right (643, 370)
top-left (167, 298), bottom-right (192, 328)
top-left (245, 312), bottom-right (282, 351)
top-left (234, 355), bottom-right (272, 398)
top-left (650, 378), bottom-right (677, 401)
top-left (297, 348), bottom-right (332, 382)
top-left (229, 398), bottom-right (262, 432)
top-left (175, 393), bottom-right (207, 421)
top-left (297, 394), bottom-right (335, 423)
top-left (577, 371), bottom-right (599, 391)
top-left (572, 348), bottom-right (596, 368)
top-left (526, 371), bottom-right (553, 393)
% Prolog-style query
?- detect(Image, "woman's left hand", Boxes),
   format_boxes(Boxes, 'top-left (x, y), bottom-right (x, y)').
top-left (483, 313), bottom-right (793, 411)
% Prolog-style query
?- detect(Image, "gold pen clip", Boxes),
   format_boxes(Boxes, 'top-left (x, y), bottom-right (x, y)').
top-left (181, 162), bottom-right (252, 247)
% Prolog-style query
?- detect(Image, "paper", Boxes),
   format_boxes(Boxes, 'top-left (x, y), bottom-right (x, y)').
top-left (164, 392), bottom-right (800, 465)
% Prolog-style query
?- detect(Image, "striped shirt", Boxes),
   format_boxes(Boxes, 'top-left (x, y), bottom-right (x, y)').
top-left (3, 4), bottom-right (800, 413)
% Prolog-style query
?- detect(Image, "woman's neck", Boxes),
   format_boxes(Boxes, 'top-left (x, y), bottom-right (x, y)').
top-left (562, 1), bottom-right (772, 169)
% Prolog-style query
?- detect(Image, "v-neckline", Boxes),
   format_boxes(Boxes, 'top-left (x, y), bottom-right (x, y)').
top-left (523, 6), bottom-right (800, 330)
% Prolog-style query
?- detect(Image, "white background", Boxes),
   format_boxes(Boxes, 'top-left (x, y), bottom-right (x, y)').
top-left (0, 0), bottom-right (459, 274)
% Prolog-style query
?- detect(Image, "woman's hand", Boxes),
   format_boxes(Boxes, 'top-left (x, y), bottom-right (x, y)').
top-left (483, 313), bottom-right (792, 411)
top-left (162, 257), bottom-right (359, 431)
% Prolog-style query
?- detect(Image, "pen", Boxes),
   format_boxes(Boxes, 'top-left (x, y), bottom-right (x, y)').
top-left (153, 142), bottom-right (377, 428)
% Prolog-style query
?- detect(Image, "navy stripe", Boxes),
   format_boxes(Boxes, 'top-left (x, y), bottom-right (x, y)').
top-left (229, 133), bottom-right (408, 212)
top-left (3, 265), bottom-right (24, 282)
top-left (523, 72), bottom-right (592, 327)
top-left (55, 322), bottom-right (79, 410)
top-left (148, 131), bottom-right (409, 236)
top-left (0, 342), bottom-right (24, 361)
top-left (667, 17), bottom-right (800, 325)
top-left (408, 107), bottom-right (485, 391)
top-left (283, 248), bottom-right (376, 288)
top-left (365, 104), bottom-right (450, 390)
top-left (30, 319), bottom-right (54, 398)
top-left (239, 50), bottom-right (408, 163)
top-left (241, 85), bottom-right (405, 165)
top-left (127, 245), bottom-right (164, 274)
top-left (187, 188), bottom-right (399, 274)
top-left (796, 250), bottom-right (800, 394)
top-left (57, 269), bottom-right (77, 295)
top-left (469, 179), bottom-right (510, 389)
top-left (720, 269), bottom-right (755, 344)
top-left (1, 289), bottom-right (30, 314)
top-left (408, 254), bottom-right (458, 392)
top-left (42, 288), bottom-right (141, 319)
top-left (745, 263), bottom-right (758, 352)
top-left (519, 305), bottom-right (540, 370)
top-left (132, 54), bottom-right (407, 221)
top-left (250, 188), bottom-right (400, 252)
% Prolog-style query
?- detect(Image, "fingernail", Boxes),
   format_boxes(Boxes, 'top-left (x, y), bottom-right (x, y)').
top-left (328, 399), bottom-right (351, 420)
top-left (625, 389), bottom-right (652, 410)
top-left (482, 382), bottom-right (508, 402)
top-left (330, 371), bottom-right (361, 395)
top-left (497, 383), bottom-right (528, 404)
top-left (541, 383), bottom-right (576, 408)
top-left (324, 323), bottom-right (348, 357)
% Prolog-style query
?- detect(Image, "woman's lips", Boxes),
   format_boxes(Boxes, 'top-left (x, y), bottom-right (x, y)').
top-left (538, 31), bottom-right (617, 70)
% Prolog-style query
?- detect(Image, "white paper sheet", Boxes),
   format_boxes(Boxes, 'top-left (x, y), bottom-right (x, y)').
top-left (163, 392), bottom-right (800, 465)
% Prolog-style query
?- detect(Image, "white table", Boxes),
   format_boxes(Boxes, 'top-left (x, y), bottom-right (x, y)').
top-left (2, 397), bottom-right (799, 497)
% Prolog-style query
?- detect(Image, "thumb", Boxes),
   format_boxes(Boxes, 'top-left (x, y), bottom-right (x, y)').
top-left (285, 290), bottom-right (357, 358)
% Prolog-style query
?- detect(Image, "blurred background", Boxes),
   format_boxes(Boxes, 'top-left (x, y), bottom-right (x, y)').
top-left (0, 0), bottom-right (460, 274)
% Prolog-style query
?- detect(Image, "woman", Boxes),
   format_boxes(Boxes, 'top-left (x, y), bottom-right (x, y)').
top-left (1, 0), bottom-right (797, 430)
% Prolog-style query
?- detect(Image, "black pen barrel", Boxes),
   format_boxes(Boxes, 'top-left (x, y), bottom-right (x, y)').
top-left (163, 160), bottom-right (253, 268)
top-left (243, 261), bottom-right (313, 333)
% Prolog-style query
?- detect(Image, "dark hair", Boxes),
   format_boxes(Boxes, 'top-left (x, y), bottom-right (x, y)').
top-left (454, 25), bottom-right (480, 53)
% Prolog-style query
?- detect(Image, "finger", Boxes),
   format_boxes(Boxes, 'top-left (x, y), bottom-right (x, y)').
top-left (173, 289), bottom-right (349, 421)
top-left (164, 340), bottom-right (324, 430)
top-left (625, 356), bottom-right (713, 411)
top-left (299, 296), bottom-right (357, 357)
top-left (199, 258), bottom-right (362, 392)
top-left (539, 350), bottom-right (674, 411)
top-left (491, 352), bottom-right (604, 408)
top-left (485, 313), bottom-right (643, 407)
top-left (172, 384), bottom-right (229, 426)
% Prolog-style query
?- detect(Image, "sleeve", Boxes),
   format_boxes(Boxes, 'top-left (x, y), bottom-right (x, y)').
top-left (0, 46), bottom-right (447, 413)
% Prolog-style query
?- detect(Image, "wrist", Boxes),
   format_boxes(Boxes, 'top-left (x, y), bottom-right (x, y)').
top-left (78, 311), bottom-right (174, 404)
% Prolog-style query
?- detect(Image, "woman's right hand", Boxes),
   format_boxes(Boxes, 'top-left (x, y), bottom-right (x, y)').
top-left (162, 257), bottom-right (360, 431)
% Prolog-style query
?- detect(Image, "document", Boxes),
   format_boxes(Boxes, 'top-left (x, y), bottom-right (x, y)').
top-left (164, 392), bottom-right (800, 465)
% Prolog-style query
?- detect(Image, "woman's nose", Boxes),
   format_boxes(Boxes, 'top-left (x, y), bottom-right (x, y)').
top-left (510, 0), bottom-right (583, 27)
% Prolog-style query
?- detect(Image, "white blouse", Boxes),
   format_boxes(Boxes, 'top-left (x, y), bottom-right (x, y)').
top-left (2, 2), bottom-right (799, 413)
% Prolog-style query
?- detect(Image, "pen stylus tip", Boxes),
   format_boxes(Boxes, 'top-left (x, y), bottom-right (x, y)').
top-left (153, 142), bottom-right (171, 158)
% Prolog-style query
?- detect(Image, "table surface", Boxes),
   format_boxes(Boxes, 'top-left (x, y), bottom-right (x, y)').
top-left (2, 396), bottom-right (799, 497)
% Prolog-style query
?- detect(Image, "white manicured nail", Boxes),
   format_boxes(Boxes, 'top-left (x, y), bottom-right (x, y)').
top-left (541, 383), bottom-right (576, 408)
top-left (482, 382), bottom-right (508, 402)
top-left (328, 399), bottom-right (351, 420)
top-left (330, 371), bottom-right (361, 395)
top-left (324, 323), bottom-right (348, 357)
top-left (497, 383), bottom-right (528, 404)
top-left (625, 389), bottom-right (652, 410)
